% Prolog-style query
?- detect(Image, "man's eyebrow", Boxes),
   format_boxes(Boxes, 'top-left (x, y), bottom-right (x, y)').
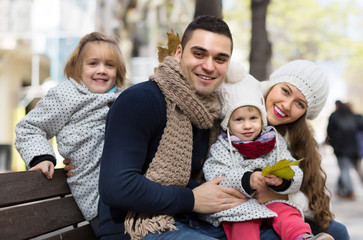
top-left (190, 46), bottom-right (230, 59)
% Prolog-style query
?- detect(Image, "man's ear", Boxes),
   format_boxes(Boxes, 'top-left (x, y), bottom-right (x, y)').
top-left (174, 44), bottom-right (182, 62)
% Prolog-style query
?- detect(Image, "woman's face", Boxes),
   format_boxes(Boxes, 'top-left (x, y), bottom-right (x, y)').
top-left (265, 83), bottom-right (308, 126)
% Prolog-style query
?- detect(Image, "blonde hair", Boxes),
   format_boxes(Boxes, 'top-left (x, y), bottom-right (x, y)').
top-left (277, 115), bottom-right (334, 231)
top-left (64, 32), bottom-right (126, 88)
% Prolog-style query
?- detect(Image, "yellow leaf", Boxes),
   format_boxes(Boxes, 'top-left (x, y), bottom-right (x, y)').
top-left (261, 158), bottom-right (304, 180)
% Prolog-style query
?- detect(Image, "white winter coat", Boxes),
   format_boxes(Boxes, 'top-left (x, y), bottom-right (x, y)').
top-left (15, 79), bottom-right (120, 221)
top-left (201, 128), bottom-right (303, 227)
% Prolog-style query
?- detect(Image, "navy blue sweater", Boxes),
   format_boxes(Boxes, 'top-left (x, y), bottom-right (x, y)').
top-left (98, 81), bottom-right (210, 239)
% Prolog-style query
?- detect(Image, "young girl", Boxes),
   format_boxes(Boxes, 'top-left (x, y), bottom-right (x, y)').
top-left (258, 60), bottom-right (347, 240)
top-left (202, 64), bottom-right (332, 240)
top-left (14, 32), bottom-right (126, 232)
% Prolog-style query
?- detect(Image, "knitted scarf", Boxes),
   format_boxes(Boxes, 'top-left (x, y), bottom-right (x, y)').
top-left (124, 56), bottom-right (221, 239)
top-left (232, 136), bottom-right (276, 159)
top-left (224, 126), bottom-right (276, 159)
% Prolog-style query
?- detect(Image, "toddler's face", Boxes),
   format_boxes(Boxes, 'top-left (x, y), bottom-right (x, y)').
top-left (81, 41), bottom-right (117, 93)
top-left (228, 106), bottom-right (262, 141)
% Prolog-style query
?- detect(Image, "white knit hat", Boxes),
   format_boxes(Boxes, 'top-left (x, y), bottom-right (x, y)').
top-left (220, 62), bottom-right (267, 131)
top-left (263, 59), bottom-right (329, 120)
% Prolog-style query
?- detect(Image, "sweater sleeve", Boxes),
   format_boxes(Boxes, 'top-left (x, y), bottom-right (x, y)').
top-left (99, 82), bottom-right (195, 215)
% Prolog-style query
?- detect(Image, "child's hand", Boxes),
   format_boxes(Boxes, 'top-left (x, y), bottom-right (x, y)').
top-left (29, 161), bottom-right (54, 180)
top-left (263, 174), bottom-right (283, 186)
top-left (250, 171), bottom-right (265, 190)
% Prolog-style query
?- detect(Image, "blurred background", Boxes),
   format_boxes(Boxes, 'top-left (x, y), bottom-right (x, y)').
top-left (1, 0), bottom-right (363, 239)
top-left (2, 0), bottom-right (363, 171)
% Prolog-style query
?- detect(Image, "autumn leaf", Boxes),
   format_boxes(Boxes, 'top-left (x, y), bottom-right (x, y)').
top-left (157, 47), bottom-right (171, 63)
top-left (261, 158), bottom-right (304, 180)
top-left (157, 29), bottom-right (181, 63)
top-left (167, 30), bottom-right (181, 56)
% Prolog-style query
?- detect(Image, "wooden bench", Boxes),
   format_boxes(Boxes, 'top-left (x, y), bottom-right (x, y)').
top-left (0, 168), bottom-right (97, 240)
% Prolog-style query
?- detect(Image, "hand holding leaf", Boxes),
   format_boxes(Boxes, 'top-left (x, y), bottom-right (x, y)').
top-left (261, 159), bottom-right (304, 180)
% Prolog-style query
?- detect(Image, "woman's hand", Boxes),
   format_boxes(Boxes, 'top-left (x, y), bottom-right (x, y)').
top-left (254, 184), bottom-right (288, 204)
top-left (63, 159), bottom-right (75, 177)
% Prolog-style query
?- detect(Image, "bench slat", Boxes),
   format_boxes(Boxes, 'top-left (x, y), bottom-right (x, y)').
top-left (0, 169), bottom-right (71, 207)
top-left (44, 224), bottom-right (97, 240)
top-left (0, 196), bottom-right (86, 239)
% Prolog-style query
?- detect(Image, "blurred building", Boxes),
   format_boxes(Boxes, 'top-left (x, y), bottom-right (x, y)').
top-left (0, 0), bottom-right (194, 171)
top-left (0, 0), bottom-right (97, 171)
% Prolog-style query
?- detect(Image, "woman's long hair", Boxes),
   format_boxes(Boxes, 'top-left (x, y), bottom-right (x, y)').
top-left (276, 114), bottom-right (334, 231)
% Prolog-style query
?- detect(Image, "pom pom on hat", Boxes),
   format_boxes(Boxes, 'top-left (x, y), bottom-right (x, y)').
top-left (225, 61), bottom-right (247, 84)
top-left (220, 62), bottom-right (267, 131)
top-left (267, 59), bottom-right (329, 120)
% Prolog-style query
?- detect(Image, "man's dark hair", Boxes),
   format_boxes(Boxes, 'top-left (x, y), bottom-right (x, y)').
top-left (181, 15), bottom-right (233, 51)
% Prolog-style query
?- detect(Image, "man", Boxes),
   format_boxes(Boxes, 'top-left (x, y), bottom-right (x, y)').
top-left (97, 15), bottom-right (245, 239)
top-left (327, 100), bottom-right (362, 200)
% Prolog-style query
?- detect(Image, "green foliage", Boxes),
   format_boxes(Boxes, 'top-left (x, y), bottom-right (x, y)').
top-left (223, 0), bottom-right (363, 107)
top-left (267, 0), bottom-right (352, 63)
top-left (223, 0), bottom-right (362, 67)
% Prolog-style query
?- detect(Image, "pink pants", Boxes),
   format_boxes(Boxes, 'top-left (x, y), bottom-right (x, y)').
top-left (222, 202), bottom-right (311, 240)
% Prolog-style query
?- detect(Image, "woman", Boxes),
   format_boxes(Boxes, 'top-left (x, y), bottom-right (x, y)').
top-left (258, 59), bottom-right (349, 240)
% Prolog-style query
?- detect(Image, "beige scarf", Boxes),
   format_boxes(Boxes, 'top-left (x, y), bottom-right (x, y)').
top-left (124, 56), bottom-right (221, 239)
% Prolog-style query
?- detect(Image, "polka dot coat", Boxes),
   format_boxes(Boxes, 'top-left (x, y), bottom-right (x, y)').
top-left (15, 79), bottom-right (120, 221)
top-left (201, 129), bottom-right (303, 227)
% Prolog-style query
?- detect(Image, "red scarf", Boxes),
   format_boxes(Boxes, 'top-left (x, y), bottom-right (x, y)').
top-left (232, 136), bottom-right (276, 159)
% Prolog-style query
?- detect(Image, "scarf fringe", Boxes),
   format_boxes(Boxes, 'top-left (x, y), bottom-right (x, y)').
top-left (125, 212), bottom-right (178, 240)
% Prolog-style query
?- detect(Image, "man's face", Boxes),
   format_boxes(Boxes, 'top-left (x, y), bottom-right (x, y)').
top-left (174, 29), bottom-right (232, 95)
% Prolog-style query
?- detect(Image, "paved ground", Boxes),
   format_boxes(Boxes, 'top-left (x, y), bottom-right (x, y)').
top-left (320, 145), bottom-right (363, 240)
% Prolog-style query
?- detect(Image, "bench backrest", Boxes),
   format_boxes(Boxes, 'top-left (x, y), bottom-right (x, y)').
top-left (0, 169), bottom-right (97, 240)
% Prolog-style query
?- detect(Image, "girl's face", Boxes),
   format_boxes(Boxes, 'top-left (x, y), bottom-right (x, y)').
top-left (81, 42), bottom-right (117, 93)
top-left (228, 106), bottom-right (262, 141)
top-left (265, 83), bottom-right (307, 126)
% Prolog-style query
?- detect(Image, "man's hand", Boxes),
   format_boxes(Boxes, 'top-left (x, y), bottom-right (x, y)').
top-left (192, 176), bottom-right (246, 214)
top-left (29, 161), bottom-right (54, 180)
top-left (63, 159), bottom-right (75, 177)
